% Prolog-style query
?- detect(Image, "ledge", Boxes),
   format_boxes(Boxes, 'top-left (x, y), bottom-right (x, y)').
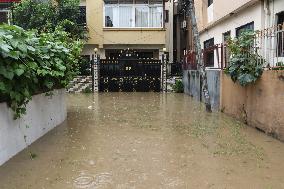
top-left (103, 27), bottom-right (166, 31)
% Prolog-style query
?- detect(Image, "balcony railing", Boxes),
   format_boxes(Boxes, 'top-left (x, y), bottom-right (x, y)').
top-left (183, 23), bottom-right (284, 70)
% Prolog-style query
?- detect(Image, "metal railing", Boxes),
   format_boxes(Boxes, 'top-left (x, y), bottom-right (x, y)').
top-left (183, 23), bottom-right (284, 70)
top-left (254, 23), bottom-right (284, 68)
top-left (183, 44), bottom-right (230, 70)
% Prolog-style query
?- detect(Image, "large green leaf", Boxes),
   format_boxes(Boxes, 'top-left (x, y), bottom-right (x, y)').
top-left (0, 43), bottom-right (12, 52)
top-left (15, 68), bottom-right (25, 76)
top-left (0, 81), bottom-right (5, 91)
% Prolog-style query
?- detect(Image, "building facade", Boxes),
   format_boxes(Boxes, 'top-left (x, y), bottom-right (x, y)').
top-left (81, 0), bottom-right (172, 61)
top-left (175, 0), bottom-right (284, 68)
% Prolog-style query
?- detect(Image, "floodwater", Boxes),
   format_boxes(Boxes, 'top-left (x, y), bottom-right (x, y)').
top-left (0, 93), bottom-right (284, 189)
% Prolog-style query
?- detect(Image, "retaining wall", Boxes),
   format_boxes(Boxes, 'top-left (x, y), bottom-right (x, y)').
top-left (221, 70), bottom-right (284, 141)
top-left (0, 89), bottom-right (67, 165)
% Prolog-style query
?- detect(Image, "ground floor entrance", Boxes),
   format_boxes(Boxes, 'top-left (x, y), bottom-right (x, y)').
top-left (99, 49), bottom-right (162, 92)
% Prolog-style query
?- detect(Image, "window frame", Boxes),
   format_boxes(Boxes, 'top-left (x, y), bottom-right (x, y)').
top-left (236, 21), bottom-right (254, 37)
top-left (0, 9), bottom-right (10, 25)
top-left (103, 0), bottom-right (164, 29)
top-left (203, 38), bottom-right (215, 67)
top-left (276, 12), bottom-right (284, 57)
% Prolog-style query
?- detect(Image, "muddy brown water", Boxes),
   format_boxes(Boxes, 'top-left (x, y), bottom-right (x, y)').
top-left (0, 93), bottom-right (283, 189)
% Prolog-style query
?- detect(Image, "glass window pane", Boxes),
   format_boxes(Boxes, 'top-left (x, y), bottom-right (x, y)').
top-left (119, 0), bottom-right (133, 4)
top-left (149, 6), bottom-right (162, 27)
top-left (105, 0), bottom-right (119, 4)
top-left (236, 22), bottom-right (254, 37)
top-left (135, 6), bottom-right (148, 27)
top-left (119, 6), bottom-right (132, 27)
top-left (105, 6), bottom-right (119, 27)
top-left (149, 0), bottom-right (162, 5)
top-left (135, 0), bottom-right (148, 4)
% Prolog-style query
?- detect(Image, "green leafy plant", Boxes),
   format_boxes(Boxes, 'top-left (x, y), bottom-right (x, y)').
top-left (82, 86), bottom-right (92, 93)
top-left (225, 31), bottom-right (264, 86)
top-left (272, 62), bottom-right (284, 70)
top-left (0, 24), bottom-right (83, 119)
top-left (12, 0), bottom-right (88, 40)
top-left (172, 80), bottom-right (184, 93)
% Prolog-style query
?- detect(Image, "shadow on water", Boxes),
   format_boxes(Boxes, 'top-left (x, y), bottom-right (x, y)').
top-left (0, 93), bottom-right (284, 189)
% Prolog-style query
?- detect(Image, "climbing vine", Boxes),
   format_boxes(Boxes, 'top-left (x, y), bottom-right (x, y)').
top-left (0, 25), bottom-right (83, 119)
top-left (225, 31), bottom-right (264, 86)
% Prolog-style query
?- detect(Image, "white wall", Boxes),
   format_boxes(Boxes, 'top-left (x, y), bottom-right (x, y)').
top-left (0, 89), bottom-right (67, 166)
top-left (200, 2), bottom-right (263, 68)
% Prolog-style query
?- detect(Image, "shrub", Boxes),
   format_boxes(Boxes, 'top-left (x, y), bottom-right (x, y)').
top-left (12, 0), bottom-right (87, 40)
top-left (173, 80), bottom-right (184, 93)
top-left (225, 31), bottom-right (264, 86)
top-left (272, 62), bottom-right (284, 70)
top-left (0, 24), bottom-right (83, 119)
top-left (82, 87), bottom-right (92, 93)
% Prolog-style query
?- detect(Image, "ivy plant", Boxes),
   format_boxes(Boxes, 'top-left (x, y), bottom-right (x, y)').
top-left (0, 25), bottom-right (83, 119)
top-left (225, 31), bottom-right (264, 86)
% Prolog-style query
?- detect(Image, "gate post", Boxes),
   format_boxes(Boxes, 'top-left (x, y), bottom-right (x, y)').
top-left (91, 54), bottom-right (94, 92)
top-left (93, 55), bottom-right (100, 93)
top-left (92, 48), bottom-right (100, 93)
top-left (161, 53), bottom-right (168, 93)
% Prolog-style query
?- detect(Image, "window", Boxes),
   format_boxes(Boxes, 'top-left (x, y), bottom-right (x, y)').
top-left (0, 10), bottom-right (9, 24)
top-left (277, 12), bottom-right (284, 57)
top-left (223, 31), bottom-right (231, 43)
top-left (78, 6), bottom-right (86, 26)
top-left (223, 31), bottom-right (231, 65)
top-left (135, 6), bottom-right (148, 27)
top-left (208, 0), bottom-right (213, 7)
top-left (204, 38), bottom-right (214, 67)
top-left (104, 0), bottom-right (163, 28)
top-left (236, 22), bottom-right (254, 37)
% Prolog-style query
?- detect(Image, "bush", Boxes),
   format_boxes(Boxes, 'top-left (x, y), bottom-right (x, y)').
top-left (0, 24), bottom-right (83, 119)
top-left (12, 0), bottom-right (87, 40)
top-left (172, 80), bottom-right (184, 93)
top-left (82, 87), bottom-right (92, 93)
top-left (225, 31), bottom-right (264, 86)
top-left (272, 62), bottom-right (284, 70)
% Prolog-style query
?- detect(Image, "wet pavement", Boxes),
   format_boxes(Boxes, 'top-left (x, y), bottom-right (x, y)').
top-left (0, 93), bottom-right (284, 189)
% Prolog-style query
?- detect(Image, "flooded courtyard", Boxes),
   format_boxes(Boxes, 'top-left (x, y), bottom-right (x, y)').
top-left (0, 93), bottom-right (283, 189)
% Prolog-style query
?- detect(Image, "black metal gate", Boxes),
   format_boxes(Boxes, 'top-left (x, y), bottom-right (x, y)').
top-left (99, 50), bottom-right (161, 92)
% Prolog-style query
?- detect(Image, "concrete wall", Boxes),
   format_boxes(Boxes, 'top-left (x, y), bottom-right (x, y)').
top-left (183, 70), bottom-right (201, 101)
top-left (0, 89), bottom-right (67, 165)
top-left (221, 70), bottom-right (284, 141)
top-left (183, 69), bottom-right (220, 110)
